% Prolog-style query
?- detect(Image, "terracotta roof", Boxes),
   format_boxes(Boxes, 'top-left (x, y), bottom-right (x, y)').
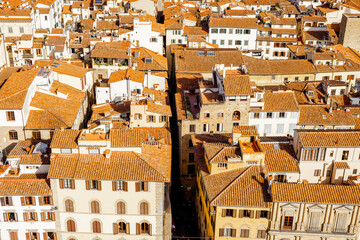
top-left (96, 20), bottom-right (118, 30)
top-left (91, 41), bottom-right (131, 59)
top-left (263, 91), bottom-right (299, 112)
top-left (262, 143), bottom-right (299, 173)
top-left (0, 68), bottom-right (38, 109)
top-left (0, 67), bottom-right (22, 87)
top-left (90, 102), bottom-right (130, 124)
top-left (0, 179), bottom-right (51, 196)
top-left (204, 142), bottom-right (240, 163)
top-left (223, 75), bottom-right (252, 96)
top-left (25, 81), bottom-right (85, 129)
top-left (204, 166), bottom-right (271, 207)
top-left (7, 140), bottom-right (50, 165)
top-left (209, 17), bottom-right (258, 28)
top-left (147, 101), bottom-right (172, 115)
top-left (111, 128), bottom-right (171, 147)
top-left (0, 9), bottom-right (31, 16)
top-left (296, 130), bottom-right (360, 147)
top-left (272, 182), bottom-right (360, 204)
top-left (131, 47), bottom-right (168, 71)
top-left (48, 151), bottom-right (170, 182)
top-left (49, 61), bottom-right (87, 78)
top-left (62, 5), bottom-right (72, 14)
top-left (233, 125), bottom-right (258, 136)
top-left (299, 105), bottom-right (356, 126)
top-left (109, 68), bottom-right (145, 84)
top-left (50, 129), bottom-right (81, 148)
top-left (176, 73), bottom-right (202, 92)
top-left (334, 161), bottom-right (350, 169)
top-left (45, 36), bottom-right (66, 46)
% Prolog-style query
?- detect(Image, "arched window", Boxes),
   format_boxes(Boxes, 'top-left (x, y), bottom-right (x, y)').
top-left (67, 220), bottom-right (76, 232)
top-left (8, 130), bottom-right (18, 140)
top-left (117, 201), bottom-right (126, 214)
top-left (233, 111), bottom-right (241, 121)
top-left (119, 221), bottom-right (127, 233)
top-left (91, 201), bottom-right (100, 214)
top-left (140, 202), bottom-right (149, 215)
top-left (92, 220), bottom-right (101, 233)
top-left (141, 222), bottom-right (150, 234)
top-left (65, 199), bottom-right (74, 212)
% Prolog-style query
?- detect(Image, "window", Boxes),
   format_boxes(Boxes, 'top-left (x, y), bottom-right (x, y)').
top-left (211, 28), bottom-right (218, 33)
top-left (65, 199), bottom-right (74, 212)
top-left (253, 112), bottom-right (260, 119)
top-left (233, 111), bottom-right (241, 121)
top-left (331, 89), bottom-right (336, 96)
top-left (140, 222), bottom-right (150, 234)
top-left (229, 29), bottom-right (233, 34)
top-left (67, 220), bottom-right (76, 232)
top-left (119, 221), bottom-right (127, 233)
top-left (4, 212), bottom-right (17, 222)
top-left (330, 151), bottom-right (334, 157)
top-left (189, 153), bottom-right (195, 163)
top-left (277, 175), bottom-right (285, 182)
top-left (61, 148), bottom-right (72, 154)
top-left (19, 27), bottom-right (24, 33)
top-left (145, 58), bottom-right (153, 63)
top-left (244, 40), bottom-right (249, 46)
top-left (212, 40), bottom-right (216, 44)
top-left (277, 124), bottom-right (284, 134)
top-left (235, 29), bottom-right (242, 34)
top-left (326, 170), bottom-right (331, 177)
top-left (264, 124), bottom-right (271, 134)
top-left (91, 201), bottom-right (100, 213)
top-left (189, 124), bottom-right (196, 133)
top-left (117, 201), bottom-right (126, 214)
top-left (6, 111), bottom-right (15, 121)
top-left (335, 213), bottom-right (348, 232)
top-left (135, 113), bottom-right (142, 120)
top-left (305, 76), bottom-right (309, 81)
top-left (91, 180), bottom-right (98, 190)
top-left (115, 180), bottom-right (126, 191)
top-left (1, 196), bottom-right (13, 206)
top-left (295, 77), bottom-right (299, 82)
top-left (28, 212), bottom-right (37, 220)
top-left (225, 209), bottom-right (234, 217)
top-left (8, 27), bottom-right (13, 33)
top-left (257, 229), bottom-right (266, 238)
top-left (217, 163), bottom-right (227, 169)
top-left (93, 221), bottom-right (101, 233)
top-left (223, 228), bottom-right (234, 237)
top-left (283, 216), bottom-right (293, 229)
top-left (140, 181), bottom-right (148, 191)
top-left (45, 232), bottom-right (56, 240)
top-left (160, 115), bottom-right (167, 122)
top-left (279, 112), bottom-right (285, 118)
top-left (218, 112), bottom-right (224, 118)
top-left (308, 212), bottom-right (321, 231)
top-left (243, 210), bottom-right (251, 218)
top-left (147, 115), bottom-right (155, 122)
top-left (235, 40), bottom-right (242, 45)
top-left (217, 123), bottom-right (223, 132)
top-left (340, 89), bottom-right (345, 95)
top-left (88, 148), bottom-right (100, 154)
top-left (207, 51), bottom-right (216, 56)
top-left (45, 16), bottom-right (48, 21)
top-left (353, 169), bottom-right (357, 175)
top-left (219, 28), bottom-right (226, 34)
top-left (150, 37), bottom-right (157, 42)
top-left (43, 196), bottom-right (51, 205)
top-left (63, 179), bottom-right (73, 189)
top-left (8, 130), bottom-right (18, 140)
top-left (198, 51), bottom-right (205, 56)
top-left (266, 112), bottom-right (272, 118)
top-left (342, 151), bottom-right (349, 160)
top-left (188, 165), bottom-right (195, 175)
top-left (189, 139), bottom-right (193, 148)
top-left (25, 196), bottom-right (34, 205)
top-left (203, 124), bottom-right (209, 132)
top-left (178, 39), bottom-right (182, 44)
top-left (244, 29), bottom-right (251, 34)
top-left (49, 130), bottom-right (54, 138)
top-left (260, 211), bottom-right (268, 218)
top-left (220, 40), bottom-right (225, 45)
top-left (140, 202), bottom-right (149, 215)
top-left (240, 228), bottom-right (250, 237)
top-left (314, 169), bottom-right (321, 176)
top-left (228, 40), bottom-right (233, 45)
top-left (204, 113), bottom-right (210, 118)
top-left (32, 131), bottom-right (41, 140)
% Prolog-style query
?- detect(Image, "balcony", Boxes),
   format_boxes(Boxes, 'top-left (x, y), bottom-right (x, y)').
top-left (23, 54), bottom-right (34, 58)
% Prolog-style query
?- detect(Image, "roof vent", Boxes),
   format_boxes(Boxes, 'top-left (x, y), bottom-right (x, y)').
top-left (322, 114), bottom-right (326, 119)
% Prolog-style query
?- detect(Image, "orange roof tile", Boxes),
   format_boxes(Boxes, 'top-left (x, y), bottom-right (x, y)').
top-left (299, 105), bottom-right (355, 126)
top-left (263, 91), bottom-right (299, 112)
top-left (50, 129), bottom-right (81, 148)
top-left (297, 130), bottom-right (360, 147)
top-left (262, 143), bottom-right (299, 173)
top-left (0, 179), bottom-right (51, 196)
top-left (109, 68), bottom-right (145, 84)
top-left (223, 75), bottom-right (252, 96)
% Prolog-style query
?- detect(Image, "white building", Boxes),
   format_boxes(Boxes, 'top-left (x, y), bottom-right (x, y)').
top-left (208, 17), bottom-right (258, 50)
top-left (0, 9), bottom-right (33, 36)
top-left (33, 0), bottom-right (64, 30)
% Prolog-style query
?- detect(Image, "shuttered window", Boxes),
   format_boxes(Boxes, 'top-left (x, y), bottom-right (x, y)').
top-left (117, 201), bottom-right (126, 214)
top-left (91, 201), bottom-right (100, 213)
top-left (67, 220), bottom-right (76, 232)
top-left (140, 202), bottom-right (149, 215)
top-left (257, 229), bottom-right (266, 238)
top-left (240, 228), bottom-right (249, 237)
top-left (335, 213), bottom-right (348, 232)
top-left (65, 200), bottom-right (74, 212)
top-left (92, 221), bottom-right (101, 233)
top-left (308, 212), bottom-right (321, 231)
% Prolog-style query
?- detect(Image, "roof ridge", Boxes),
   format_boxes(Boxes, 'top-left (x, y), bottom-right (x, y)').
top-left (210, 166), bottom-right (252, 203)
top-left (133, 152), bottom-right (167, 181)
top-left (0, 88), bottom-right (28, 103)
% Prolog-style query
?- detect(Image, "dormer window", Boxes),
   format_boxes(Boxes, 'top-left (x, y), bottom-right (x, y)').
top-left (144, 58), bottom-right (152, 63)
top-left (198, 51), bottom-right (205, 56)
top-left (207, 51), bottom-right (216, 56)
top-left (308, 90), bottom-right (314, 97)
top-left (217, 163), bottom-right (227, 169)
top-left (134, 52), bottom-right (140, 58)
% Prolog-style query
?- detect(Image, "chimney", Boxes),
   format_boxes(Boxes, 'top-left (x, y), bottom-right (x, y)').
top-left (131, 91), bottom-right (137, 104)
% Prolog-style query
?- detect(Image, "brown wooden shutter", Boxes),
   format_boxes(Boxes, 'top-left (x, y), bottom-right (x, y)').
top-left (113, 222), bottom-right (119, 235)
top-left (222, 209), bottom-right (226, 217)
top-left (250, 210), bottom-right (255, 218)
top-left (25, 233), bottom-right (30, 240)
top-left (135, 182), bottom-right (140, 192)
top-left (40, 212), bottom-right (45, 221)
top-left (53, 233), bottom-right (57, 240)
top-left (112, 181), bottom-right (116, 191)
top-left (49, 196), bottom-right (53, 205)
top-left (36, 233), bottom-right (40, 240)
top-left (32, 197), bottom-right (36, 205)
top-left (85, 180), bottom-right (90, 190)
top-left (232, 209), bottom-right (237, 217)
top-left (0, 197), bottom-right (4, 206)
top-left (8, 197), bottom-right (13, 206)
top-left (126, 223), bottom-right (130, 234)
top-left (39, 197), bottom-right (44, 206)
top-left (23, 213), bottom-right (28, 221)
top-left (255, 211), bottom-right (261, 219)
top-left (20, 197), bottom-right (25, 206)
top-left (124, 182), bottom-right (128, 191)
top-left (149, 223), bottom-right (152, 236)
top-left (136, 223), bottom-right (140, 235)
top-left (10, 232), bottom-right (18, 240)
top-left (239, 210), bottom-right (244, 218)
top-left (97, 180), bottom-right (102, 190)
top-left (3, 213), bottom-right (8, 222)
top-left (59, 179), bottom-right (64, 189)
top-left (219, 228), bottom-right (224, 237)
top-left (70, 180), bottom-right (75, 189)
top-left (43, 233), bottom-right (47, 240)
top-left (144, 182), bottom-right (148, 191)
top-left (14, 213), bottom-right (18, 221)
top-left (51, 212), bottom-right (56, 221)
top-left (34, 212), bottom-right (38, 221)
top-left (232, 229), bottom-right (236, 237)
